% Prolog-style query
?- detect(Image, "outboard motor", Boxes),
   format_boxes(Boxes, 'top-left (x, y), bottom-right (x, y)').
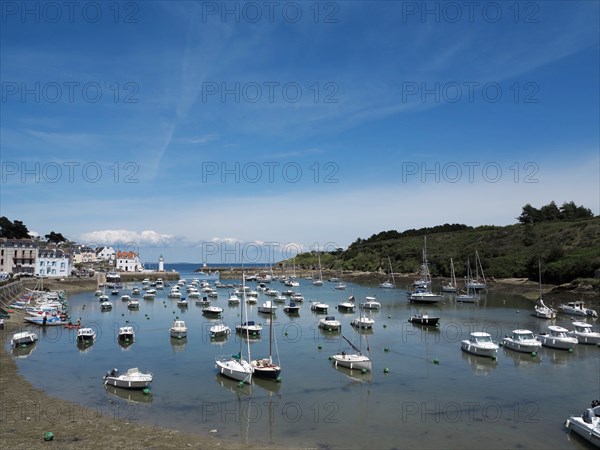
top-left (583, 408), bottom-right (594, 424)
top-left (111, 368), bottom-right (119, 377)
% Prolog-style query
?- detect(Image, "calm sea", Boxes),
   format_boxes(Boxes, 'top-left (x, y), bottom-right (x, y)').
top-left (5, 269), bottom-right (599, 449)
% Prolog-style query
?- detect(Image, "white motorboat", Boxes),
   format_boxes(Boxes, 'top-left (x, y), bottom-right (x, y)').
top-left (569, 322), bottom-right (600, 345)
top-left (168, 287), bottom-right (182, 299)
top-left (319, 316), bottom-right (341, 331)
top-left (461, 332), bottom-right (498, 358)
top-left (127, 299), bottom-right (140, 309)
top-left (291, 293), bottom-right (304, 302)
top-left (273, 295), bottom-right (287, 303)
top-left (210, 323), bottom-right (231, 339)
top-left (311, 302), bottom-right (329, 313)
top-left (264, 289), bottom-right (280, 297)
top-left (77, 327), bottom-right (96, 343)
top-left (335, 282), bottom-right (347, 290)
top-left (170, 320), bottom-right (188, 339)
top-left (565, 401), bottom-right (600, 448)
top-left (258, 301), bottom-right (278, 314)
top-left (283, 302), bottom-right (300, 314)
top-left (143, 291), bottom-right (155, 300)
top-left (502, 329), bottom-right (542, 354)
top-left (236, 321), bottom-right (263, 337)
top-left (559, 301), bottom-right (598, 318)
top-left (202, 306), bottom-right (223, 316)
top-left (24, 315), bottom-right (66, 326)
top-left (331, 335), bottom-right (371, 371)
top-left (118, 326), bottom-right (135, 343)
top-left (132, 287), bottom-right (141, 295)
top-left (100, 300), bottom-right (113, 311)
top-left (177, 298), bottom-right (189, 308)
top-left (351, 315), bottom-right (375, 329)
top-left (360, 296), bottom-right (381, 310)
top-left (103, 367), bottom-right (153, 390)
top-left (196, 297), bottom-right (211, 306)
top-left (188, 288), bottom-right (201, 299)
top-left (228, 293), bottom-right (241, 305)
top-left (10, 331), bottom-right (38, 347)
top-left (337, 301), bottom-right (355, 312)
top-left (121, 294), bottom-right (131, 302)
top-left (536, 325), bottom-right (578, 350)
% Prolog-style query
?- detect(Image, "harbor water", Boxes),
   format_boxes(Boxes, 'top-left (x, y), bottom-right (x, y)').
top-left (6, 265), bottom-right (599, 449)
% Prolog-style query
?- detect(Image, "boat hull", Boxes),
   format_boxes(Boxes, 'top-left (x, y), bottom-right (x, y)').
top-left (409, 316), bottom-right (439, 326)
top-left (104, 377), bottom-right (151, 389)
top-left (537, 335), bottom-right (578, 350)
top-left (331, 354), bottom-right (372, 371)
top-left (566, 417), bottom-right (600, 448)
top-left (502, 339), bottom-right (542, 353)
top-left (461, 341), bottom-right (498, 358)
top-left (215, 359), bottom-right (252, 383)
top-left (409, 294), bottom-right (442, 303)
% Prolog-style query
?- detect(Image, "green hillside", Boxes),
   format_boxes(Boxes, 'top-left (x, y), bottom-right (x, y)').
top-left (289, 217), bottom-right (600, 284)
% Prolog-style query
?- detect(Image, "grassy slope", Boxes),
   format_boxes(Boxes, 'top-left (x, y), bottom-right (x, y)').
top-left (289, 218), bottom-right (600, 284)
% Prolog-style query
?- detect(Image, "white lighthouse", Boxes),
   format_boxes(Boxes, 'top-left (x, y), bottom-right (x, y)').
top-left (158, 254), bottom-right (164, 272)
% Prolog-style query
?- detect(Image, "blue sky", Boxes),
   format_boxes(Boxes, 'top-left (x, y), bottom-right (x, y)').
top-left (1, 1), bottom-right (598, 263)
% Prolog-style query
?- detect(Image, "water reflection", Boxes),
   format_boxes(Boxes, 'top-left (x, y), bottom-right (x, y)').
top-left (170, 337), bottom-right (187, 352)
top-left (214, 374), bottom-right (252, 397)
top-left (331, 363), bottom-right (372, 383)
top-left (253, 376), bottom-right (282, 394)
top-left (76, 341), bottom-right (94, 353)
top-left (461, 351), bottom-right (497, 376)
top-left (104, 384), bottom-right (153, 403)
top-left (502, 347), bottom-right (543, 367)
top-left (11, 342), bottom-right (37, 359)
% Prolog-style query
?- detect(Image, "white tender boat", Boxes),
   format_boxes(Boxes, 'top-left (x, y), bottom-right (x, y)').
top-left (103, 367), bottom-right (153, 390)
top-left (569, 322), bottom-right (600, 345)
top-left (536, 325), bottom-right (578, 350)
top-left (283, 302), bottom-right (300, 314)
top-left (100, 300), bottom-right (113, 311)
top-left (118, 326), bottom-right (135, 342)
top-left (319, 316), bottom-right (341, 331)
top-left (311, 302), bottom-right (329, 313)
top-left (168, 287), bottom-right (182, 299)
top-left (132, 287), bottom-right (141, 295)
top-left (236, 321), bottom-right (263, 336)
top-left (170, 320), bottom-right (187, 339)
top-left (121, 294), bottom-right (131, 302)
top-left (127, 299), bottom-right (140, 309)
top-left (360, 296), bottom-right (381, 310)
top-left (228, 293), bottom-right (241, 305)
top-left (337, 301), bottom-right (355, 312)
top-left (559, 301), bottom-right (598, 318)
top-left (258, 301), bottom-right (278, 314)
top-left (177, 298), bottom-right (189, 308)
top-left (565, 401), bottom-right (600, 448)
top-left (461, 332), bottom-right (498, 358)
top-left (143, 291), bottom-right (155, 300)
top-left (11, 331), bottom-right (38, 347)
top-left (210, 323), bottom-right (231, 339)
top-left (77, 327), bottom-right (96, 343)
top-left (502, 330), bottom-right (542, 354)
top-left (202, 306), bottom-right (223, 316)
top-left (291, 293), bottom-right (304, 302)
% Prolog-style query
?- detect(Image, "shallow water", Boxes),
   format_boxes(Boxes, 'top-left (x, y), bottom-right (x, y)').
top-left (6, 272), bottom-right (599, 449)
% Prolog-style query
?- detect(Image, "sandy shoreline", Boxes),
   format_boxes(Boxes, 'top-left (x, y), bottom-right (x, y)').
top-left (0, 310), bottom-right (248, 450)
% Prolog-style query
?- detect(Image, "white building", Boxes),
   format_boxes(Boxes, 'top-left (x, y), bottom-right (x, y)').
top-left (73, 246), bottom-right (96, 264)
top-left (158, 254), bottom-right (164, 272)
top-left (116, 251), bottom-right (143, 272)
top-left (35, 249), bottom-right (71, 278)
top-left (95, 246), bottom-right (115, 262)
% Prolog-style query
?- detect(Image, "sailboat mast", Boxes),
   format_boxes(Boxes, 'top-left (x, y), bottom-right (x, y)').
top-left (538, 260), bottom-right (542, 300)
top-left (269, 305), bottom-right (273, 363)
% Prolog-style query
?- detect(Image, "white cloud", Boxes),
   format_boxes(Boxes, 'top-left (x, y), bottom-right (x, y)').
top-left (79, 229), bottom-right (176, 247)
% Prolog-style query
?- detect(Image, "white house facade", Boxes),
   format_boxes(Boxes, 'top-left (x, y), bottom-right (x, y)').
top-left (35, 249), bottom-right (71, 278)
top-left (116, 251), bottom-right (143, 272)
